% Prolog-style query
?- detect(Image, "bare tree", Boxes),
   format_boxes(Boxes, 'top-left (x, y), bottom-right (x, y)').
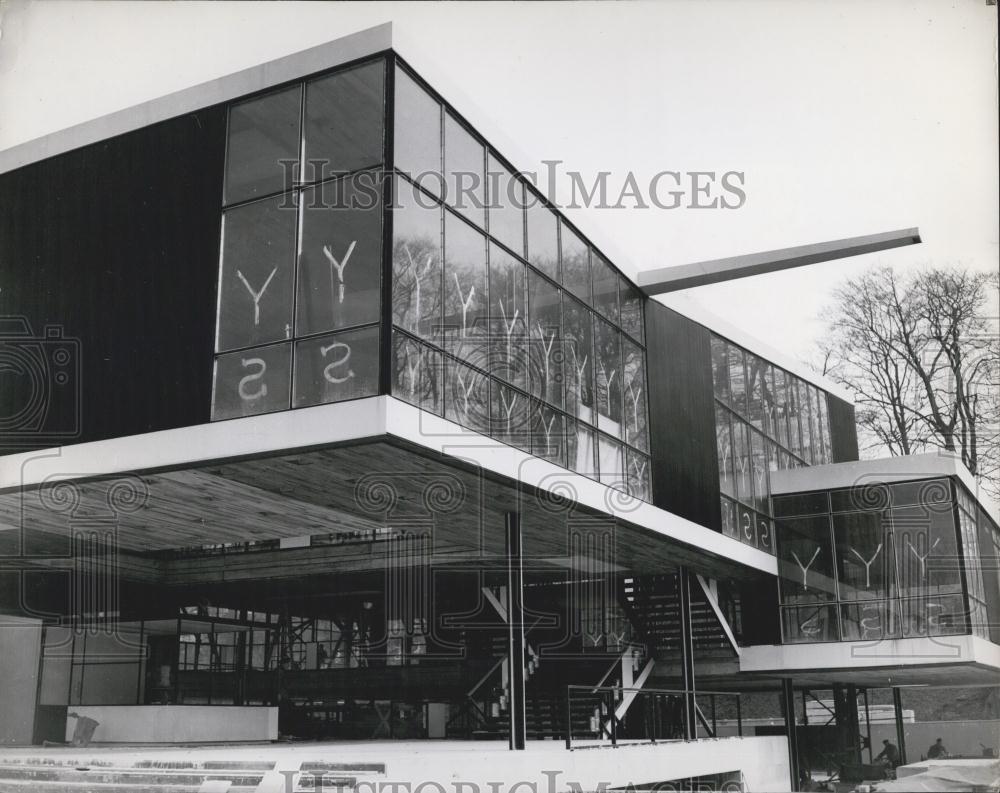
top-left (820, 265), bottom-right (999, 502)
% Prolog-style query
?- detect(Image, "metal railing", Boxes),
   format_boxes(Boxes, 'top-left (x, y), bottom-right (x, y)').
top-left (565, 685), bottom-right (742, 750)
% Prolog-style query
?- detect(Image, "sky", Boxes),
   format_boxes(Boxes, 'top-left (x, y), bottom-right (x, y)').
top-left (0, 0), bottom-right (997, 368)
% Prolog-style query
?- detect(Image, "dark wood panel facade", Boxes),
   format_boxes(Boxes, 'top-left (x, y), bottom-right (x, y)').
top-left (827, 395), bottom-right (860, 462)
top-left (644, 302), bottom-right (721, 530)
top-left (0, 108), bottom-right (227, 455)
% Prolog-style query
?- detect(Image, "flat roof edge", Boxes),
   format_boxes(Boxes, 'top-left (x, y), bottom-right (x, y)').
top-left (0, 22), bottom-right (394, 175)
top-left (770, 450), bottom-right (985, 503)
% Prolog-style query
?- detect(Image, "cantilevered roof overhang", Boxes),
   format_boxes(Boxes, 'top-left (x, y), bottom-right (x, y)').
top-left (0, 396), bottom-right (777, 583)
top-left (637, 228), bottom-right (922, 295)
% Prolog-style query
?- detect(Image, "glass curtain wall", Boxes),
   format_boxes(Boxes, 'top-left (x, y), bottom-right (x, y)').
top-left (710, 333), bottom-right (833, 555)
top-left (390, 62), bottom-right (650, 499)
top-left (212, 57), bottom-right (387, 419)
top-left (772, 478), bottom-right (973, 643)
top-left (208, 56), bottom-right (651, 500)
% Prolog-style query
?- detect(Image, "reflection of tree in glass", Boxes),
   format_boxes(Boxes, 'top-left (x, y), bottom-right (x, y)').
top-left (392, 236), bottom-right (442, 338)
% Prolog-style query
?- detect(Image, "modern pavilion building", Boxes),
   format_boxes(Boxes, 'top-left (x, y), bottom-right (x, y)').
top-left (0, 23), bottom-right (996, 793)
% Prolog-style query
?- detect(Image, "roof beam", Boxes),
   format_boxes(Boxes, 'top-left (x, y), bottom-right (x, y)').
top-left (637, 227), bottom-right (921, 295)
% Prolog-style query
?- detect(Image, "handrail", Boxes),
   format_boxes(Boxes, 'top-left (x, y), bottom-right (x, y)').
top-left (566, 685), bottom-right (743, 749)
top-left (569, 684), bottom-right (741, 697)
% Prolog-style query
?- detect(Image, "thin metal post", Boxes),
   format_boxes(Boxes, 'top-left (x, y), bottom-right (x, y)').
top-left (781, 679), bottom-right (801, 791)
top-left (711, 693), bottom-right (717, 737)
top-left (564, 689), bottom-right (572, 750)
top-left (863, 688), bottom-right (873, 764)
top-left (678, 568), bottom-right (697, 740)
top-left (736, 694), bottom-right (743, 737)
top-left (846, 684), bottom-right (862, 764)
top-left (608, 689), bottom-right (617, 747)
top-left (893, 687), bottom-right (908, 766)
top-left (505, 512), bottom-right (526, 751)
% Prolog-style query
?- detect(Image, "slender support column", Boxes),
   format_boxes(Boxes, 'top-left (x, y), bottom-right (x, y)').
top-left (892, 687), bottom-right (908, 766)
top-left (678, 567), bottom-right (697, 740)
top-left (846, 684), bottom-right (862, 764)
top-left (863, 688), bottom-right (873, 763)
top-left (781, 678), bottom-right (801, 791)
top-left (505, 512), bottom-right (526, 751)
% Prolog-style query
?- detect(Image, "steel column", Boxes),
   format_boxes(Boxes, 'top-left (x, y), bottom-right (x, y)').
top-left (678, 567), bottom-right (697, 740)
top-left (893, 687), bottom-right (908, 766)
top-left (781, 679), bottom-right (801, 791)
top-left (505, 512), bottom-right (526, 751)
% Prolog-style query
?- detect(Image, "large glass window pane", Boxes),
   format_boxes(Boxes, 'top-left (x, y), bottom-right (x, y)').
top-left (530, 401), bottom-right (567, 467)
top-left (746, 354), bottom-right (766, 433)
top-left (296, 176), bottom-right (382, 335)
top-left (491, 379), bottom-right (528, 449)
top-left (392, 177), bottom-right (442, 341)
top-left (303, 60), bottom-right (384, 182)
top-left (757, 513), bottom-right (775, 555)
top-left (728, 345), bottom-right (747, 417)
top-left (890, 478), bottom-right (951, 509)
top-left (761, 364), bottom-right (777, 440)
top-left (444, 113), bottom-right (485, 228)
top-left (598, 434), bottom-right (625, 488)
top-left (526, 199), bottom-right (559, 280)
top-left (819, 392), bottom-right (832, 464)
top-left (527, 271), bottom-right (563, 409)
top-left (224, 86), bottom-right (301, 205)
top-left (568, 422), bottom-right (597, 477)
top-left (830, 484), bottom-right (889, 514)
top-left (394, 66), bottom-right (441, 195)
top-left (595, 318), bottom-right (623, 439)
top-left (776, 515), bottom-right (837, 603)
top-left (216, 196), bottom-right (296, 352)
top-left (592, 254), bottom-right (619, 324)
top-left (737, 502), bottom-right (757, 547)
top-left (563, 299), bottom-right (595, 425)
top-left (959, 509), bottom-right (985, 603)
top-left (893, 504), bottom-right (963, 598)
top-left (619, 278), bottom-right (644, 343)
top-left (811, 386), bottom-right (827, 464)
top-left (711, 336), bottom-right (731, 405)
top-left (391, 331), bottom-right (442, 415)
top-left (293, 326), bottom-right (379, 407)
top-left (773, 368), bottom-right (790, 448)
top-left (732, 420), bottom-right (753, 506)
top-left (720, 496), bottom-right (738, 540)
top-left (212, 342), bottom-right (292, 420)
top-left (787, 375), bottom-right (803, 459)
top-left (840, 601), bottom-right (900, 641)
top-left (773, 491), bottom-right (829, 518)
top-left (444, 356), bottom-right (490, 435)
top-left (900, 593), bottom-right (967, 637)
top-left (833, 511), bottom-right (894, 600)
top-left (622, 337), bottom-right (648, 452)
top-left (443, 212), bottom-right (488, 364)
top-left (489, 243), bottom-right (527, 390)
top-left (781, 604), bottom-right (839, 643)
top-left (749, 429), bottom-right (769, 514)
top-left (627, 449), bottom-right (651, 502)
top-left (560, 224), bottom-right (590, 303)
top-left (716, 406), bottom-right (735, 498)
top-left (486, 154), bottom-right (525, 257)
top-left (800, 382), bottom-right (815, 464)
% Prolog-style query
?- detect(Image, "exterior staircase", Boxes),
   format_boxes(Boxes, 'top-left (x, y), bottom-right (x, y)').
top-left (620, 574), bottom-right (737, 660)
